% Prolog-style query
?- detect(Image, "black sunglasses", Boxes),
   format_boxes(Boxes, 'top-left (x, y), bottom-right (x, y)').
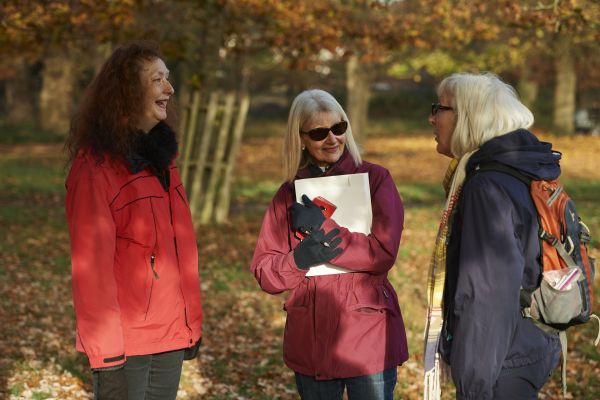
top-left (300, 120), bottom-right (348, 141)
top-left (431, 102), bottom-right (454, 116)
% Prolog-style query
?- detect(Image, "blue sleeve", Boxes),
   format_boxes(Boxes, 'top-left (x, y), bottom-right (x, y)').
top-left (450, 176), bottom-right (524, 400)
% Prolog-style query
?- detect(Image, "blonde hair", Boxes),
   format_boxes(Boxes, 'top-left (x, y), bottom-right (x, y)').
top-left (439, 72), bottom-right (534, 158)
top-left (283, 89), bottom-right (362, 181)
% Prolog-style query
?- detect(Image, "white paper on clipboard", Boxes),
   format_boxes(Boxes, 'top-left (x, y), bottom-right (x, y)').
top-left (294, 173), bottom-right (372, 276)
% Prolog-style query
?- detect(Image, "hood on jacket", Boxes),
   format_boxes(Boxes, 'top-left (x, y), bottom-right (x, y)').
top-left (467, 129), bottom-right (561, 181)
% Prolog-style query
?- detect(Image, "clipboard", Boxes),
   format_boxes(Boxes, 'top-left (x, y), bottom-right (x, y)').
top-left (294, 173), bottom-right (372, 276)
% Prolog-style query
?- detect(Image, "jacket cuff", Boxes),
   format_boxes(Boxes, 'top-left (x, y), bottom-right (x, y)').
top-left (183, 337), bottom-right (202, 360)
top-left (87, 352), bottom-right (126, 369)
top-left (286, 252), bottom-right (310, 276)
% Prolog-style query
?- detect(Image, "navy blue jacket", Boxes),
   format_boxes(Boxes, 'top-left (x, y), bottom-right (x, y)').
top-left (439, 129), bottom-right (561, 399)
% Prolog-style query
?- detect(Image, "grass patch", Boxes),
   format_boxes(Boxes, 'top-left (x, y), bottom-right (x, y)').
top-left (0, 121), bottom-right (66, 145)
top-left (9, 384), bottom-right (24, 397)
top-left (0, 156), bottom-right (66, 195)
top-left (398, 182), bottom-right (445, 207)
top-left (368, 117), bottom-right (431, 137)
top-left (232, 179), bottom-right (280, 203)
top-left (31, 392), bottom-right (53, 400)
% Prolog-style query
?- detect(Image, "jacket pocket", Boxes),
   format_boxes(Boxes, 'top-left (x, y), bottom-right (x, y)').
top-left (347, 280), bottom-right (396, 316)
top-left (335, 282), bottom-right (393, 373)
top-left (282, 302), bottom-right (312, 370)
top-left (113, 247), bottom-right (159, 322)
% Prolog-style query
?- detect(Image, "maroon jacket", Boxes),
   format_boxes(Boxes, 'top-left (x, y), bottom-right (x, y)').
top-left (251, 150), bottom-right (408, 380)
top-left (65, 150), bottom-right (202, 369)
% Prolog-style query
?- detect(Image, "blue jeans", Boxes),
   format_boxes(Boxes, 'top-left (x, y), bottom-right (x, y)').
top-left (295, 368), bottom-right (397, 400)
top-left (93, 349), bottom-right (184, 400)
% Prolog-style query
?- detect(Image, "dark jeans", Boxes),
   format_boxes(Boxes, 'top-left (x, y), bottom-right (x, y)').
top-left (93, 349), bottom-right (185, 400)
top-left (492, 349), bottom-right (561, 400)
top-left (295, 368), bottom-right (397, 400)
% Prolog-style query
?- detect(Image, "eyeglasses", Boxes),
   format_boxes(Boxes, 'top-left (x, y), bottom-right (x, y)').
top-left (300, 120), bottom-right (348, 141)
top-left (431, 103), bottom-right (454, 116)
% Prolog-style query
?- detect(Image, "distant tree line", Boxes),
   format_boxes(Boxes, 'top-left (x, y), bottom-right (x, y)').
top-left (1, 0), bottom-right (599, 137)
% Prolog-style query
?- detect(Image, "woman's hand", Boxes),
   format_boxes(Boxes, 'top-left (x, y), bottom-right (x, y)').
top-left (293, 228), bottom-right (343, 270)
top-left (290, 194), bottom-right (326, 235)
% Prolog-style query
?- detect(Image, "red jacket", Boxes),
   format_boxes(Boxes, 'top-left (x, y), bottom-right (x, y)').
top-left (65, 150), bottom-right (202, 369)
top-left (251, 150), bottom-right (408, 380)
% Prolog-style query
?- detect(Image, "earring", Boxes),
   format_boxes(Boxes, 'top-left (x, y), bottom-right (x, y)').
top-left (302, 145), bottom-right (306, 150)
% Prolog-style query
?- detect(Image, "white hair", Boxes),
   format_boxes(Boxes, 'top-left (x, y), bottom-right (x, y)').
top-left (283, 89), bottom-right (362, 181)
top-left (439, 72), bottom-right (534, 158)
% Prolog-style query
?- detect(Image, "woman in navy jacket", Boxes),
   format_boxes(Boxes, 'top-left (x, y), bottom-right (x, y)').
top-left (423, 72), bottom-right (561, 400)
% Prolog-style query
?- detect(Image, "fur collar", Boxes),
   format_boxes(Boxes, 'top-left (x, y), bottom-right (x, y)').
top-left (127, 121), bottom-right (178, 189)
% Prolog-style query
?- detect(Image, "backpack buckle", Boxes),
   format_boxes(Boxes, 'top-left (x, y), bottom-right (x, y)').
top-left (540, 230), bottom-right (558, 245)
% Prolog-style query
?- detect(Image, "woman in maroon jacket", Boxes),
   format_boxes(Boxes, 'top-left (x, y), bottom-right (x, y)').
top-left (251, 89), bottom-right (408, 399)
top-left (65, 42), bottom-right (202, 399)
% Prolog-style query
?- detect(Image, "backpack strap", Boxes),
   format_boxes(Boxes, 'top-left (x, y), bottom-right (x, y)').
top-left (559, 331), bottom-right (568, 397)
top-left (592, 314), bottom-right (600, 347)
top-left (471, 161), bottom-right (532, 186)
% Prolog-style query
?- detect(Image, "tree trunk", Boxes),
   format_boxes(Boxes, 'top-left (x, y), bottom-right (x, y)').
top-left (189, 91), bottom-right (220, 219)
top-left (4, 60), bottom-right (36, 124)
top-left (215, 92), bottom-right (250, 223)
top-left (345, 53), bottom-right (371, 142)
top-left (553, 36), bottom-right (576, 135)
top-left (518, 63), bottom-right (538, 109)
top-left (200, 92), bottom-right (236, 224)
top-left (39, 50), bottom-right (74, 133)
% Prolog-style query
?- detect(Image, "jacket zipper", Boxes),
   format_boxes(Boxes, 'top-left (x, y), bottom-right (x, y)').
top-left (144, 253), bottom-right (158, 320)
top-left (150, 254), bottom-right (159, 279)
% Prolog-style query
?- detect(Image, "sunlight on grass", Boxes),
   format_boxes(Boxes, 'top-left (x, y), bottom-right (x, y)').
top-left (398, 183), bottom-right (445, 207)
top-left (232, 179), bottom-right (280, 201)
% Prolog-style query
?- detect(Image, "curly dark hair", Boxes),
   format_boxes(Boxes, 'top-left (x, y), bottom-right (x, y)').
top-left (66, 41), bottom-right (177, 164)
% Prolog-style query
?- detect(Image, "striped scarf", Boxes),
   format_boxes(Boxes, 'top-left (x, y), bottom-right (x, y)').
top-left (423, 152), bottom-right (476, 400)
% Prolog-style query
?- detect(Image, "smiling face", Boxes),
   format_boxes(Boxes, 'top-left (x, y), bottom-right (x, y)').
top-left (300, 111), bottom-right (347, 166)
top-left (428, 93), bottom-right (457, 158)
top-left (137, 58), bottom-right (174, 132)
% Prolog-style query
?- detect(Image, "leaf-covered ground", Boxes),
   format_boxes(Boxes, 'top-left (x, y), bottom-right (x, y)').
top-left (1, 133), bottom-right (598, 399)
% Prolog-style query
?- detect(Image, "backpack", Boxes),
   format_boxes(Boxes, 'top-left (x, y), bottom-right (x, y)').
top-left (472, 161), bottom-right (598, 396)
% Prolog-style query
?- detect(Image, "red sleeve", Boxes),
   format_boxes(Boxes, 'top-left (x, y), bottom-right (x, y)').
top-left (324, 169), bottom-right (404, 275)
top-left (65, 161), bottom-right (125, 368)
top-left (250, 184), bottom-right (307, 294)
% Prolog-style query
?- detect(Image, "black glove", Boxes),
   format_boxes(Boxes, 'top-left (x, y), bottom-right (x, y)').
top-left (290, 194), bottom-right (326, 234)
top-left (92, 366), bottom-right (128, 399)
top-left (294, 228), bottom-right (343, 270)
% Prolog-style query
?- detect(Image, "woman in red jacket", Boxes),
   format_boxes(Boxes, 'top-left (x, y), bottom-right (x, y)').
top-left (251, 89), bottom-right (408, 399)
top-left (65, 42), bottom-right (202, 399)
